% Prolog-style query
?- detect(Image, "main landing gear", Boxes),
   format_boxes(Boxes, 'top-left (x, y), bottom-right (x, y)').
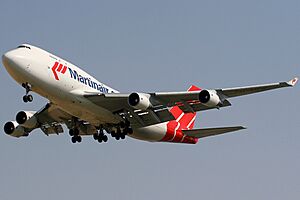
top-left (68, 121), bottom-right (133, 144)
top-left (93, 128), bottom-right (108, 143)
top-left (22, 82), bottom-right (33, 103)
top-left (110, 123), bottom-right (133, 141)
top-left (69, 128), bottom-right (82, 143)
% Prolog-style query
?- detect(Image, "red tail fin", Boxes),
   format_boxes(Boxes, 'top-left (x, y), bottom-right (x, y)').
top-left (169, 85), bottom-right (200, 130)
top-left (161, 85), bottom-right (201, 144)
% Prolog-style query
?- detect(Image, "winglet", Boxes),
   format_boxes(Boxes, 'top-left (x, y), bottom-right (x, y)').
top-left (287, 77), bottom-right (298, 87)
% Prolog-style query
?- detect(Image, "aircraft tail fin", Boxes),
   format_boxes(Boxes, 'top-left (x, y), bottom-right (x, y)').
top-left (169, 85), bottom-right (201, 130)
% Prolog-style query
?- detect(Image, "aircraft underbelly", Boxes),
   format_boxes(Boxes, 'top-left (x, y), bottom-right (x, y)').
top-left (29, 82), bottom-right (120, 125)
top-left (129, 123), bottom-right (167, 142)
top-left (56, 98), bottom-right (120, 124)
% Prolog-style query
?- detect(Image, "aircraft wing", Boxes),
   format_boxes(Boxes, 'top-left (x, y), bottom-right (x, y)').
top-left (85, 77), bottom-right (297, 127)
top-left (217, 77), bottom-right (298, 98)
top-left (84, 91), bottom-right (230, 128)
top-left (15, 103), bottom-right (98, 137)
top-left (152, 77), bottom-right (298, 103)
top-left (21, 103), bottom-right (72, 136)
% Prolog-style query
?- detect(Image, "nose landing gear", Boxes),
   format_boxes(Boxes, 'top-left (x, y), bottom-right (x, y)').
top-left (22, 82), bottom-right (33, 103)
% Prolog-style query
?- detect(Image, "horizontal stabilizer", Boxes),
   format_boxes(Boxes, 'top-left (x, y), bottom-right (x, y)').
top-left (182, 126), bottom-right (246, 138)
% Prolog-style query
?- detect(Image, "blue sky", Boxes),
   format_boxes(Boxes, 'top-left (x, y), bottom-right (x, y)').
top-left (0, 0), bottom-right (299, 199)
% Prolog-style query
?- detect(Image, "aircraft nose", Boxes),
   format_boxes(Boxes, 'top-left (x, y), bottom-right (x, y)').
top-left (2, 49), bottom-right (28, 71)
top-left (2, 50), bottom-right (20, 68)
top-left (2, 51), bottom-right (14, 65)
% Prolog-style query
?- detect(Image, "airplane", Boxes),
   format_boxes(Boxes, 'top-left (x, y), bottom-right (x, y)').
top-left (2, 44), bottom-right (298, 144)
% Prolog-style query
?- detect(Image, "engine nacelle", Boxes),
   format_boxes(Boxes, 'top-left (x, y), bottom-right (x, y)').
top-left (3, 121), bottom-right (26, 137)
top-left (198, 89), bottom-right (221, 107)
top-left (128, 92), bottom-right (152, 110)
top-left (16, 111), bottom-right (38, 129)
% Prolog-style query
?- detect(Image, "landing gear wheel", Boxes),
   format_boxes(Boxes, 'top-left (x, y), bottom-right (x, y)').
top-left (95, 128), bottom-right (108, 143)
top-left (115, 135), bottom-right (120, 140)
top-left (21, 82), bottom-right (32, 103)
top-left (27, 95), bottom-right (33, 102)
top-left (103, 135), bottom-right (108, 142)
top-left (98, 132), bottom-right (104, 138)
top-left (111, 131), bottom-right (116, 137)
top-left (23, 95), bottom-right (28, 103)
top-left (120, 134), bottom-right (125, 140)
top-left (93, 133), bottom-right (98, 140)
top-left (77, 136), bottom-right (82, 143)
top-left (71, 136), bottom-right (77, 143)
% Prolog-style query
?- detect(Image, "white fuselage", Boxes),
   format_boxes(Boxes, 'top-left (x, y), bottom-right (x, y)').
top-left (2, 44), bottom-right (167, 142)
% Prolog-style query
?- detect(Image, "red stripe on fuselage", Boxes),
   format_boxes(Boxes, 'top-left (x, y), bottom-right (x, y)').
top-left (160, 105), bottom-right (184, 141)
top-left (161, 120), bottom-right (178, 141)
top-left (57, 63), bottom-right (63, 72)
top-left (172, 130), bottom-right (184, 142)
top-left (51, 62), bottom-right (59, 81)
top-left (61, 66), bottom-right (67, 74)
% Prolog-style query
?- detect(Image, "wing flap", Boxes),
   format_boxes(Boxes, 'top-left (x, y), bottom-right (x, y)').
top-left (41, 123), bottom-right (64, 135)
top-left (183, 126), bottom-right (246, 138)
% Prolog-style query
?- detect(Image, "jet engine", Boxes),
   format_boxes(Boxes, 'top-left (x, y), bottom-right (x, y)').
top-left (16, 111), bottom-right (38, 129)
top-left (3, 121), bottom-right (26, 137)
top-left (128, 92), bottom-right (152, 110)
top-left (198, 90), bottom-right (221, 107)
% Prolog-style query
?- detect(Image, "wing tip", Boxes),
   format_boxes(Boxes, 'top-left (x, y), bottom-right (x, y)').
top-left (287, 77), bottom-right (298, 87)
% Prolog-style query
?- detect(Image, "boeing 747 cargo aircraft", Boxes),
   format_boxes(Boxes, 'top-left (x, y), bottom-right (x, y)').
top-left (2, 44), bottom-right (298, 144)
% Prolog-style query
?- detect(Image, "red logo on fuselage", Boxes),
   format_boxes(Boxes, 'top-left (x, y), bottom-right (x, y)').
top-left (51, 61), bottom-right (68, 80)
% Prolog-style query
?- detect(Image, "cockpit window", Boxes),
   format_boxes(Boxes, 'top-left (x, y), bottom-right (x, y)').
top-left (17, 45), bottom-right (31, 49)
